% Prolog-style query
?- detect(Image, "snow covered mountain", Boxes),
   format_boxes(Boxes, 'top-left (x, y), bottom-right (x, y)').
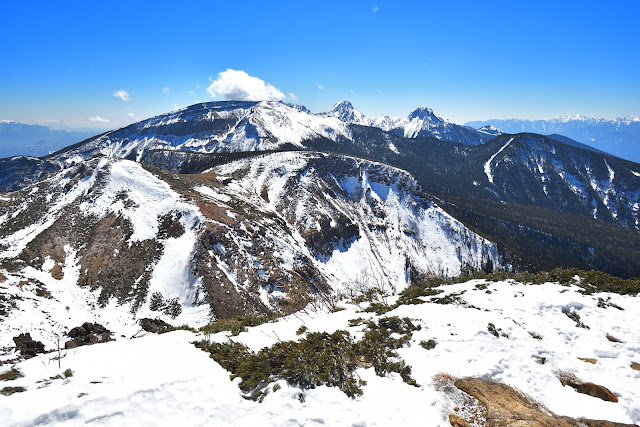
top-left (319, 101), bottom-right (494, 145)
top-left (477, 133), bottom-right (640, 227)
top-left (52, 101), bottom-right (352, 162)
top-left (318, 100), bottom-right (371, 126)
top-left (477, 124), bottom-right (503, 137)
top-left (466, 115), bottom-right (640, 162)
top-left (0, 151), bottom-right (500, 345)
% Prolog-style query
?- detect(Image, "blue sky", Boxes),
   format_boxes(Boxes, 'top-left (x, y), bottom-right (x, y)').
top-left (1, 0), bottom-right (639, 129)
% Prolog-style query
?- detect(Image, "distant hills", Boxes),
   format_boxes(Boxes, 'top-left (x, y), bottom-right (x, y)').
top-left (466, 115), bottom-right (640, 163)
top-left (0, 121), bottom-right (101, 158)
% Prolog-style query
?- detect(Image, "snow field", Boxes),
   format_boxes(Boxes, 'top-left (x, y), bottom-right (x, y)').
top-left (2, 280), bottom-right (638, 426)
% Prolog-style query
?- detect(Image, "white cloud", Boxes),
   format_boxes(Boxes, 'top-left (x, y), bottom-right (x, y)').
top-left (89, 115), bottom-right (110, 123)
top-left (317, 83), bottom-right (325, 90)
top-left (207, 69), bottom-right (285, 101)
top-left (113, 89), bottom-right (131, 102)
top-left (372, 6), bottom-right (380, 12)
top-left (162, 87), bottom-right (170, 93)
top-left (349, 89), bottom-right (355, 93)
top-left (288, 92), bottom-right (298, 101)
top-left (127, 112), bottom-right (136, 119)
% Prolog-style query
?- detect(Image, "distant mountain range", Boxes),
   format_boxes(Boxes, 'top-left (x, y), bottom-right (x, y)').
top-left (466, 115), bottom-right (640, 163)
top-left (0, 121), bottom-right (101, 158)
top-left (321, 100), bottom-right (491, 145)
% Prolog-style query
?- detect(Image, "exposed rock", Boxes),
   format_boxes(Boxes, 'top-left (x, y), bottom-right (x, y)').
top-left (65, 322), bottom-right (112, 348)
top-left (572, 382), bottom-right (618, 403)
top-left (578, 357), bottom-right (597, 364)
top-left (50, 264), bottom-right (64, 280)
top-left (448, 413), bottom-right (468, 426)
top-left (139, 318), bottom-right (173, 334)
top-left (12, 333), bottom-right (45, 358)
top-left (448, 378), bottom-right (632, 426)
top-left (606, 334), bottom-right (622, 343)
top-left (631, 362), bottom-right (640, 371)
top-left (0, 272), bottom-right (6, 283)
top-left (68, 326), bottom-right (87, 338)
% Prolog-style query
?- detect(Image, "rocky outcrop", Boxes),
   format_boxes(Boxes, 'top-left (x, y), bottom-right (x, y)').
top-left (12, 333), bottom-right (45, 358)
top-left (139, 318), bottom-right (173, 334)
top-left (443, 377), bottom-right (633, 426)
top-left (64, 322), bottom-right (112, 349)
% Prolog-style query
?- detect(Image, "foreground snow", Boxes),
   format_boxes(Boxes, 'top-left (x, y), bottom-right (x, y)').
top-left (1, 280), bottom-right (639, 426)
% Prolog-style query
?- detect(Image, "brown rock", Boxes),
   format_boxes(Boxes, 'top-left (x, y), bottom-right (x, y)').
top-left (578, 357), bottom-right (597, 364)
top-left (573, 382), bottom-right (618, 403)
top-left (454, 377), bottom-right (574, 426)
top-left (631, 363), bottom-right (640, 371)
top-left (50, 265), bottom-right (64, 280)
top-left (0, 272), bottom-right (6, 282)
top-left (448, 413), bottom-right (468, 427)
top-left (450, 378), bottom-right (633, 426)
top-left (606, 334), bottom-right (622, 343)
top-left (68, 326), bottom-right (87, 338)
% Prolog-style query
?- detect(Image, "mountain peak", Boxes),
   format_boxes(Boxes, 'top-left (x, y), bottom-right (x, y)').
top-left (323, 100), bottom-right (368, 124)
top-left (477, 125), bottom-right (503, 136)
top-left (408, 106), bottom-right (447, 123)
top-left (331, 100), bottom-right (354, 110)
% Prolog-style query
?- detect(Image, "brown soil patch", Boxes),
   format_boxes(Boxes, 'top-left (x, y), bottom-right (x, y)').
top-left (578, 357), bottom-right (597, 364)
top-left (196, 202), bottom-right (237, 225)
top-left (50, 264), bottom-right (64, 280)
top-left (447, 378), bottom-right (633, 427)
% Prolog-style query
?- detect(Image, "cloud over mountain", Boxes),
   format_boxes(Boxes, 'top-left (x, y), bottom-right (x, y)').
top-left (207, 69), bottom-right (284, 101)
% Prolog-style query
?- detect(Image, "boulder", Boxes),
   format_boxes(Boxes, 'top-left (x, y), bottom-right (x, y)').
top-left (13, 333), bottom-right (45, 358)
top-left (68, 326), bottom-right (86, 338)
top-left (139, 318), bottom-right (173, 334)
top-left (574, 382), bottom-right (618, 403)
top-left (50, 265), bottom-right (64, 280)
top-left (65, 322), bottom-right (112, 348)
top-left (448, 413), bottom-right (468, 426)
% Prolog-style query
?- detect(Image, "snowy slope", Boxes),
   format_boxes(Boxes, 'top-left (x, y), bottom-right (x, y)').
top-left (480, 133), bottom-right (640, 228)
top-left (211, 151), bottom-right (501, 292)
top-left (1, 279), bottom-right (638, 426)
top-left (0, 152), bottom-right (501, 351)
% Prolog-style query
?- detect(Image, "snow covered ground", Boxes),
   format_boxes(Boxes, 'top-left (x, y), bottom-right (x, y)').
top-left (1, 279), bottom-right (638, 426)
